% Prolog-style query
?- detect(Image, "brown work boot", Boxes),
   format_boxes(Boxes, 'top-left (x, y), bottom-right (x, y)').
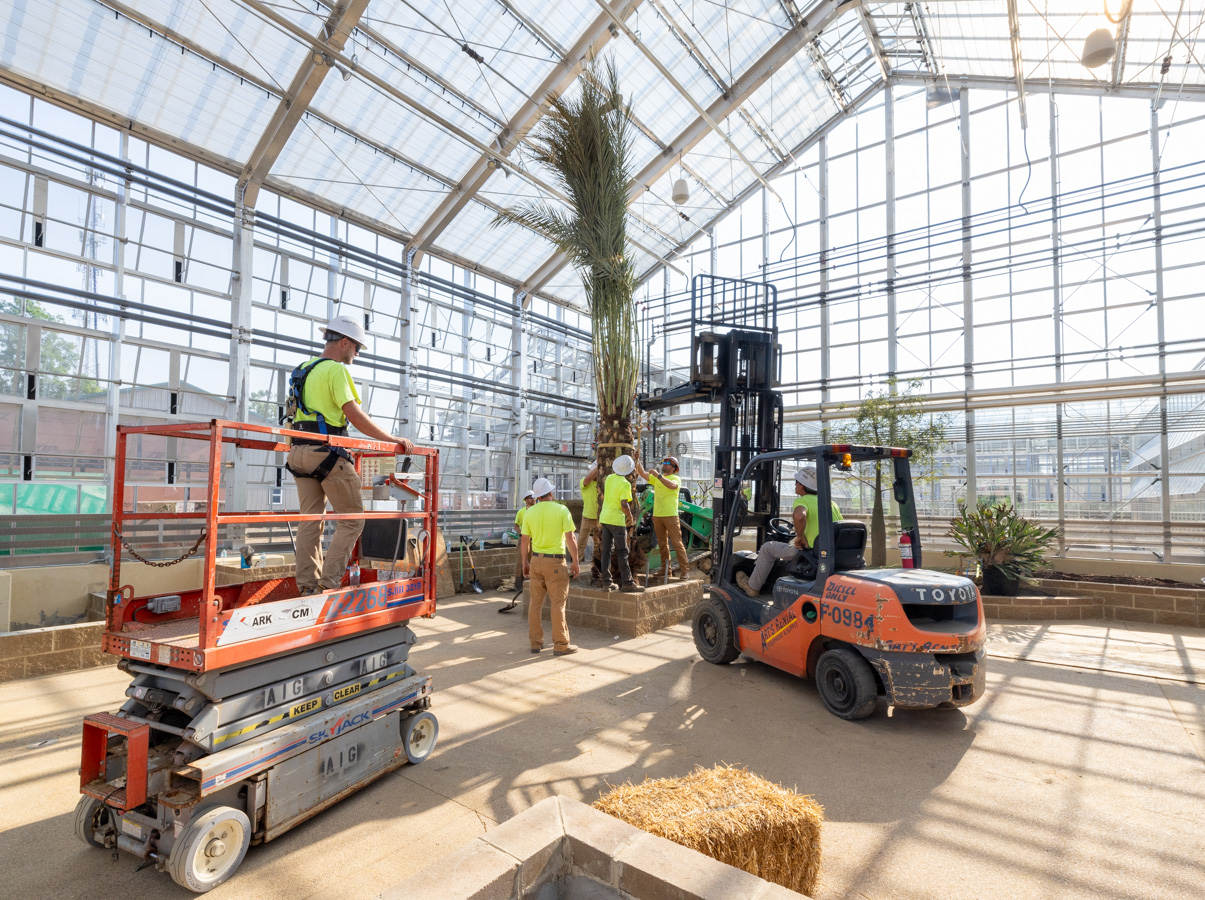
top-left (553, 646), bottom-right (578, 657)
top-left (736, 571), bottom-right (754, 594)
top-left (618, 581), bottom-right (645, 594)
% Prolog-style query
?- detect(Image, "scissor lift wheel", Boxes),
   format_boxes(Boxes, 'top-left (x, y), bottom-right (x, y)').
top-left (168, 806), bottom-right (251, 893)
top-left (72, 795), bottom-right (113, 849)
top-left (403, 710), bottom-right (438, 764)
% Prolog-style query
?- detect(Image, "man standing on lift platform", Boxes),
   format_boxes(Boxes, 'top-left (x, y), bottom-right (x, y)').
top-left (287, 314), bottom-right (414, 595)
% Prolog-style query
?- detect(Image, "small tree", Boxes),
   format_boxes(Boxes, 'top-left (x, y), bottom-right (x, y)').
top-left (831, 377), bottom-right (948, 566)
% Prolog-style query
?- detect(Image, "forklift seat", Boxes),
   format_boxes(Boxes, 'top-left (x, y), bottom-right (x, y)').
top-left (832, 521), bottom-right (867, 571)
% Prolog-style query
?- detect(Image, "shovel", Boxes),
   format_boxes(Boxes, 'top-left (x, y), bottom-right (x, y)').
top-left (461, 536), bottom-right (484, 593)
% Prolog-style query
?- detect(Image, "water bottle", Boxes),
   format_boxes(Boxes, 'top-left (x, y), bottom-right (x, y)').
top-left (348, 562), bottom-right (361, 586)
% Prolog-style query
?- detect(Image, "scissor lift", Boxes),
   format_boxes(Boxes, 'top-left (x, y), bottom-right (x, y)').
top-left (74, 420), bottom-right (440, 892)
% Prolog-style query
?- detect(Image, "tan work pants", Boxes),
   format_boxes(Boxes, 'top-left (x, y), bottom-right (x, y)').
top-left (653, 514), bottom-right (690, 577)
top-left (527, 555), bottom-right (571, 652)
top-left (576, 515), bottom-right (599, 564)
top-left (289, 445), bottom-right (364, 591)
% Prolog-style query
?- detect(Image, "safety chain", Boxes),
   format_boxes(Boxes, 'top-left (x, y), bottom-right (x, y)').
top-left (115, 527), bottom-right (208, 567)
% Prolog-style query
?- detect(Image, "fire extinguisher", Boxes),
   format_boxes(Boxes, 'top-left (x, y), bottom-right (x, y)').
top-left (899, 530), bottom-right (914, 569)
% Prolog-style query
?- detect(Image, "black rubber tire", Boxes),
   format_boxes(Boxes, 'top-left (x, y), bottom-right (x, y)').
top-left (815, 648), bottom-right (878, 720)
top-left (72, 795), bottom-right (113, 849)
top-left (692, 598), bottom-right (739, 665)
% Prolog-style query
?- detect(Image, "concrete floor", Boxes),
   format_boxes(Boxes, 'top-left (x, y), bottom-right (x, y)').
top-left (2, 592), bottom-right (1203, 900)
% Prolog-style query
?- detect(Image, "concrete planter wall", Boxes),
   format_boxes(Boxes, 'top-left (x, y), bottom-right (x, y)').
top-left (0, 621), bottom-right (109, 682)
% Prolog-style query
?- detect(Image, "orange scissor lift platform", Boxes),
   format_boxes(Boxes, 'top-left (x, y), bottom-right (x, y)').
top-left (100, 420), bottom-right (438, 672)
top-left (76, 420), bottom-right (442, 892)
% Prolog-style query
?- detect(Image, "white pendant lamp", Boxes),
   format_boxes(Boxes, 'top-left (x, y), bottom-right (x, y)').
top-left (672, 176), bottom-right (690, 205)
top-left (1081, 28), bottom-right (1116, 69)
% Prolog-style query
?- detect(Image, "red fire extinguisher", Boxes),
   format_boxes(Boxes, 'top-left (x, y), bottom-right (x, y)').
top-left (899, 530), bottom-right (914, 569)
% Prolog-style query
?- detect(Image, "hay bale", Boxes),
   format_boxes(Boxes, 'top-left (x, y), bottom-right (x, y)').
top-left (593, 765), bottom-right (823, 897)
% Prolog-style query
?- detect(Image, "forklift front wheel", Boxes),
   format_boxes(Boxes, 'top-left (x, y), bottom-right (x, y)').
top-left (72, 794), bottom-right (113, 849)
top-left (815, 648), bottom-right (878, 720)
top-left (168, 806), bottom-right (251, 893)
top-left (693, 598), bottom-right (739, 665)
top-left (403, 710), bottom-right (439, 764)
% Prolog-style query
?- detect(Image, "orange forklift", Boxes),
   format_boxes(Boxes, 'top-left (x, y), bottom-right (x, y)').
top-left (639, 276), bottom-right (985, 719)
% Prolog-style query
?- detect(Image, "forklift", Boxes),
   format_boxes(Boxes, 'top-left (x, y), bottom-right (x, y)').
top-left (74, 420), bottom-right (439, 891)
top-left (639, 276), bottom-right (985, 720)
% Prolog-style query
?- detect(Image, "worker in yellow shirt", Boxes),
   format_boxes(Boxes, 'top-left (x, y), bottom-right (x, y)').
top-left (737, 467), bottom-right (843, 595)
top-left (513, 490), bottom-right (536, 594)
top-left (577, 462), bottom-right (600, 577)
top-left (635, 456), bottom-right (689, 582)
top-left (595, 454), bottom-right (643, 593)
top-left (521, 478), bottom-right (580, 655)
top-left (286, 314), bottom-right (413, 596)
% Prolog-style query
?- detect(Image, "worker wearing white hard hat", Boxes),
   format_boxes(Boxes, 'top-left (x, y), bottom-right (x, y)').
top-left (737, 467), bottom-right (843, 596)
top-left (520, 477), bottom-right (581, 655)
top-left (512, 489), bottom-right (538, 594)
top-left (596, 454), bottom-right (643, 592)
top-left (286, 314), bottom-right (415, 596)
top-left (576, 461), bottom-right (602, 578)
top-left (634, 455), bottom-right (690, 583)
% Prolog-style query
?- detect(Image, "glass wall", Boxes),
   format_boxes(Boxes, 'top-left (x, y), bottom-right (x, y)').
top-left (642, 85), bottom-right (1205, 564)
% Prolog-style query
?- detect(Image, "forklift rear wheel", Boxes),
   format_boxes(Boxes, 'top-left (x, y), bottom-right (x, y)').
top-left (403, 710), bottom-right (439, 764)
top-left (72, 795), bottom-right (113, 849)
top-left (815, 648), bottom-right (877, 720)
top-left (693, 598), bottom-right (739, 665)
top-left (168, 806), bottom-right (251, 893)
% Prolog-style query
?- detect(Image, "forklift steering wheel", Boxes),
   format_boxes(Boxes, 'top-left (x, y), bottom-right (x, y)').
top-left (768, 517), bottom-right (795, 539)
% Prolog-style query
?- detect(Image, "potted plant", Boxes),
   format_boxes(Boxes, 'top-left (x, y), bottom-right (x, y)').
top-left (946, 501), bottom-right (1061, 596)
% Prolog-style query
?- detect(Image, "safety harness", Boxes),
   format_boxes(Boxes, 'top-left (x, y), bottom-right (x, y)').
top-left (282, 358), bottom-right (353, 482)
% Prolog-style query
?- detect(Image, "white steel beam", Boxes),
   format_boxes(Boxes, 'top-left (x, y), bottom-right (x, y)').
top-left (404, 0), bottom-right (643, 263)
top-left (238, 0), bottom-right (372, 208)
top-left (1111, 9), bottom-right (1133, 88)
top-left (856, 6), bottom-right (891, 81)
top-left (522, 0), bottom-right (859, 297)
top-left (890, 71), bottom-right (1205, 100)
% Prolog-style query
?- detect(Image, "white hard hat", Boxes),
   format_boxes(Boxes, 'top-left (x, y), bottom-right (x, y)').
top-left (612, 454), bottom-right (635, 476)
top-left (794, 467), bottom-right (817, 491)
top-left (532, 477), bottom-right (555, 498)
top-left (325, 313), bottom-right (368, 348)
top-left (523, 490), bottom-right (535, 500)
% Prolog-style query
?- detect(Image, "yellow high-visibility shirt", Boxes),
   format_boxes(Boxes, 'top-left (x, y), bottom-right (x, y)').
top-left (515, 506), bottom-right (527, 529)
top-left (651, 473), bottom-right (681, 518)
top-left (580, 477), bottom-right (600, 519)
top-left (521, 501), bottom-right (576, 555)
top-left (293, 358), bottom-right (359, 428)
top-left (599, 473), bottom-right (633, 527)
top-left (793, 494), bottom-right (843, 548)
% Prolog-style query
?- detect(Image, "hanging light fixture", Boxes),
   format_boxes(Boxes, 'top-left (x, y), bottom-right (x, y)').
top-left (672, 153), bottom-right (689, 205)
top-left (1081, 28), bottom-right (1116, 68)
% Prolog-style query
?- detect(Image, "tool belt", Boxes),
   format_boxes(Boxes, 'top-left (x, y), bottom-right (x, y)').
top-left (287, 421), bottom-right (352, 482)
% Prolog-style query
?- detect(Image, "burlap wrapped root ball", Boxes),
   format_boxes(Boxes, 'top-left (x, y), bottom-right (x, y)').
top-left (593, 764), bottom-right (823, 896)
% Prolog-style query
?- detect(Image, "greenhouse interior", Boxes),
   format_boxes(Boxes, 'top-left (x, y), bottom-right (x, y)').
top-left (0, 2), bottom-right (1201, 900)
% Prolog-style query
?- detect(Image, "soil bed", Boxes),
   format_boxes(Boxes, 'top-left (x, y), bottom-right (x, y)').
top-left (1035, 571), bottom-right (1205, 591)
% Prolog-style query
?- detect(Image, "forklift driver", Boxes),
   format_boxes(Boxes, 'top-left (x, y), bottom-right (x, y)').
top-left (736, 467), bottom-right (843, 596)
top-left (287, 314), bottom-right (414, 596)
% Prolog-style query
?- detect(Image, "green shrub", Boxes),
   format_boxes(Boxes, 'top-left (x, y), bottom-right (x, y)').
top-left (946, 501), bottom-right (1060, 582)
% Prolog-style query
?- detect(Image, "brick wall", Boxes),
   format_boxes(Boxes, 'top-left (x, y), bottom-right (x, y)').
top-left (549, 579), bottom-right (703, 637)
top-left (0, 621), bottom-right (111, 682)
top-left (983, 578), bottom-right (1205, 628)
top-left (446, 546), bottom-right (520, 593)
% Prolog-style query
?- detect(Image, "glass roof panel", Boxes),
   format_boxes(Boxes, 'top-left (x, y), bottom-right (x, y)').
top-left (355, 0), bottom-right (561, 124)
top-left (661, 0), bottom-right (793, 85)
top-left (741, 52), bottom-right (840, 155)
top-left (609, 37), bottom-right (698, 147)
top-left (2, 0), bottom-right (277, 163)
top-left (924, 0), bottom-right (1014, 80)
top-left (131, 0), bottom-right (313, 89)
top-left (1121, 5), bottom-right (1205, 87)
top-left (307, 73), bottom-right (484, 183)
top-left (434, 199), bottom-right (558, 278)
top-left (269, 126), bottom-right (447, 235)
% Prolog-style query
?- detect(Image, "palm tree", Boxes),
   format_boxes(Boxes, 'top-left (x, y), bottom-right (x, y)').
top-left (495, 57), bottom-right (642, 572)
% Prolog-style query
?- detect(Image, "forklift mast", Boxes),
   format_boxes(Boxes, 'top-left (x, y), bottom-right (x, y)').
top-left (638, 275), bottom-right (782, 574)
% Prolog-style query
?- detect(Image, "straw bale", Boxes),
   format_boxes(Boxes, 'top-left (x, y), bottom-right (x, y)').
top-left (593, 764), bottom-right (823, 897)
